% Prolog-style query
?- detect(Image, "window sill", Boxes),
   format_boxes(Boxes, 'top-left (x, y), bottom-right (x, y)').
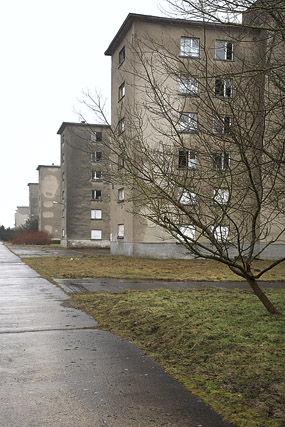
top-left (179, 93), bottom-right (199, 97)
top-left (118, 95), bottom-right (125, 102)
top-left (117, 200), bottom-right (125, 203)
top-left (214, 58), bottom-right (234, 62)
top-left (117, 236), bottom-right (124, 239)
top-left (179, 55), bottom-right (200, 59)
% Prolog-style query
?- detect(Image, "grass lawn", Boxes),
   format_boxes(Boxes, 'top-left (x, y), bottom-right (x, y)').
top-left (21, 253), bottom-right (285, 426)
top-left (70, 288), bottom-right (285, 427)
top-left (22, 255), bottom-right (285, 282)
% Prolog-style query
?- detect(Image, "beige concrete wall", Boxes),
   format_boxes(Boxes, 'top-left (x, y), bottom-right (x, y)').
top-left (37, 166), bottom-right (61, 239)
top-left (28, 183), bottom-right (39, 220)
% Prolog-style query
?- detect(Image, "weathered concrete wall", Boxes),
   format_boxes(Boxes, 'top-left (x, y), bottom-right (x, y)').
top-left (15, 206), bottom-right (29, 228)
top-left (37, 166), bottom-right (61, 239)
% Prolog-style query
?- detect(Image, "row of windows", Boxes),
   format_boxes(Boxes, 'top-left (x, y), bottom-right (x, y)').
top-left (118, 39), bottom-right (234, 66)
top-left (117, 113), bottom-right (231, 135)
top-left (64, 224), bottom-right (227, 242)
top-left (179, 225), bottom-right (229, 242)
top-left (178, 187), bottom-right (230, 205)
top-left (178, 113), bottom-right (231, 133)
top-left (178, 150), bottom-right (230, 170)
top-left (180, 38), bottom-right (234, 61)
top-left (92, 188), bottom-right (124, 202)
top-left (119, 77), bottom-right (232, 100)
top-left (91, 224), bottom-right (125, 240)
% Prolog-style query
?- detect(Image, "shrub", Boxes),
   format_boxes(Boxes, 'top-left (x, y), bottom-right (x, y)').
top-left (10, 231), bottom-right (52, 245)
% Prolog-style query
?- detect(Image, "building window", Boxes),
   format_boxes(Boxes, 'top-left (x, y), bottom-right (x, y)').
top-left (179, 113), bottom-right (198, 132)
top-left (119, 46), bottom-right (125, 66)
top-left (212, 152), bottom-right (230, 170)
top-left (178, 188), bottom-right (196, 205)
top-left (92, 170), bottom-right (102, 180)
top-left (215, 41), bottom-right (234, 61)
top-left (212, 226), bottom-right (229, 242)
top-left (118, 188), bottom-right (125, 202)
top-left (91, 131), bottom-right (102, 142)
top-left (215, 78), bottom-right (232, 98)
top-left (91, 209), bottom-right (102, 220)
top-left (92, 190), bottom-right (102, 200)
top-left (62, 229), bottom-right (65, 238)
top-left (118, 82), bottom-right (125, 101)
top-left (118, 155), bottom-right (124, 169)
top-left (179, 76), bottom-right (198, 95)
top-left (118, 119), bottom-right (125, 134)
top-left (118, 224), bottom-right (124, 239)
top-left (180, 37), bottom-right (199, 57)
top-left (91, 229), bottom-right (102, 240)
top-left (178, 150), bottom-right (196, 169)
top-left (213, 115), bottom-right (231, 134)
top-left (179, 225), bottom-right (196, 240)
top-left (91, 151), bottom-right (102, 162)
top-left (213, 188), bottom-right (229, 204)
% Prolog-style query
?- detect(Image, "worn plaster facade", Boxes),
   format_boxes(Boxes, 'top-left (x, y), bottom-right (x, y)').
top-left (57, 122), bottom-right (111, 248)
top-left (27, 183), bottom-right (39, 223)
top-left (37, 165), bottom-right (61, 239)
top-left (15, 206), bottom-right (29, 229)
top-left (105, 13), bottom-right (284, 259)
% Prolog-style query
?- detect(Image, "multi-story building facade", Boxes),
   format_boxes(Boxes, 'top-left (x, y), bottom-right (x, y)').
top-left (57, 122), bottom-right (111, 247)
top-left (37, 165), bottom-right (61, 239)
top-left (15, 206), bottom-right (29, 228)
top-left (105, 13), bottom-right (283, 259)
top-left (27, 183), bottom-right (39, 223)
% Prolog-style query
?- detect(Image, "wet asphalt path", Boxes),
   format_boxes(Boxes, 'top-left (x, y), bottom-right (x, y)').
top-left (0, 243), bottom-right (236, 427)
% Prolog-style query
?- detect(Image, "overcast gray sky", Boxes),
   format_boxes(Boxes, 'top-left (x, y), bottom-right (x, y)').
top-left (0, 0), bottom-right (165, 228)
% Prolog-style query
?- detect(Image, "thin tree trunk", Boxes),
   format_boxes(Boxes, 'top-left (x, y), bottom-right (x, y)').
top-left (247, 277), bottom-right (280, 314)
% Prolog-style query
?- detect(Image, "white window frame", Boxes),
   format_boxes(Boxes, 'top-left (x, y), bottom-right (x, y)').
top-left (91, 151), bottom-right (102, 162)
top-left (91, 209), bottom-right (102, 220)
top-left (212, 226), bottom-right (229, 242)
top-left (215, 40), bottom-right (234, 61)
top-left (212, 152), bottom-right (230, 170)
top-left (179, 76), bottom-right (198, 95)
top-left (91, 229), bottom-right (102, 240)
top-left (118, 188), bottom-right (125, 202)
top-left (91, 131), bottom-right (102, 142)
top-left (179, 225), bottom-right (196, 240)
top-left (92, 190), bottom-right (102, 201)
top-left (119, 46), bottom-right (125, 66)
top-left (178, 150), bottom-right (196, 169)
top-left (179, 112), bottom-right (198, 132)
top-left (215, 78), bottom-right (232, 98)
top-left (213, 188), bottom-right (229, 205)
top-left (118, 224), bottom-right (125, 239)
top-left (92, 170), bottom-right (102, 181)
top-left (213, 115), bottom-right (231, 134)
top-left (178, 188), bottom-right (196, 205)
top-left (118, 118), bottom-right (125, 134)
top-left (180, 37), bottom-right (199, 57)
top-left (118, 82), bottom-right (125, 100)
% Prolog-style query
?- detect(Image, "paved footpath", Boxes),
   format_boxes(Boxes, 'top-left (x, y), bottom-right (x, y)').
top-left (0, 243), bottom-right (236, 427)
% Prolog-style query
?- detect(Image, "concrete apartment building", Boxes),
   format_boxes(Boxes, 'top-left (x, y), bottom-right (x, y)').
top-left (105, 13), bottom-right (283, 258)
top-left (27, 183), bottom-right (39, 222)
top-left (57, 122), bottom-right (111, 247)
top-left (37, 165), bottom-right (61, 239)
top-left (15, 206), bottom-right (29, 228)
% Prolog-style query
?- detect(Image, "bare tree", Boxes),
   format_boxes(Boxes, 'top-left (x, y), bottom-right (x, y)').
top-left (83, 8), bottom-right (285, 314)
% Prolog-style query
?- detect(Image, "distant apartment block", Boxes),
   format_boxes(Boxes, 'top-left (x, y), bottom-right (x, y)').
top-left (57, 122), bottom-right (111, 247)
top-left (27, 183), bottom-right (39, 222)
top-left (37, 165), bottom-right (61, 239)
top-left (15, 206), bottom-right (29, 228)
